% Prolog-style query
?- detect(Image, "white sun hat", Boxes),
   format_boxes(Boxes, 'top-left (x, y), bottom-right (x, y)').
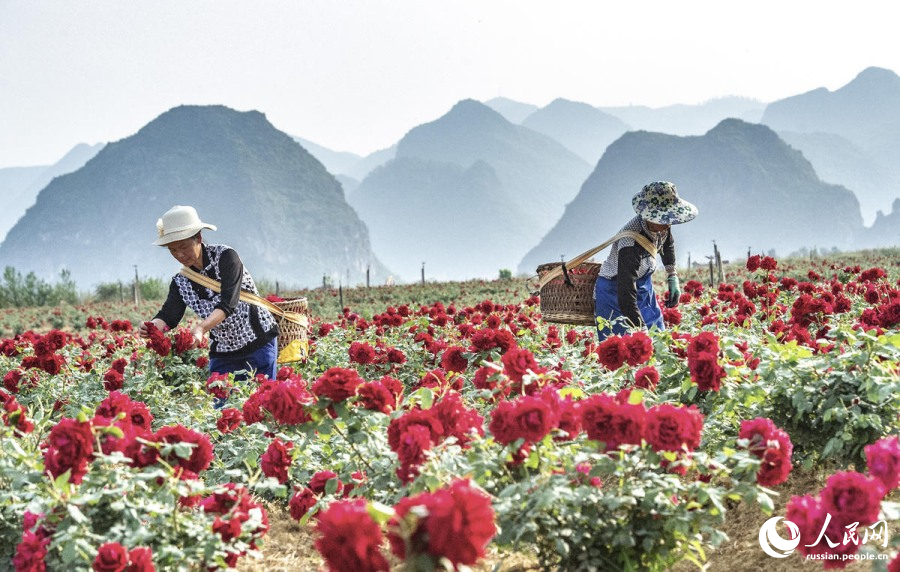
top-left (153, 205), bottom-right (217, 246)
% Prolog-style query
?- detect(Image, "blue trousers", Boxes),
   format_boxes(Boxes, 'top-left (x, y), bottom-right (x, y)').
top-left (594, 273), bottom-right (664, 341)
top-left (209, 338), bottom-right (278, 408)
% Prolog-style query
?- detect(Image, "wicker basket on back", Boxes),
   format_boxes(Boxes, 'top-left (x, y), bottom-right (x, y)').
top-left (535, 231), bottom-right (658, 326)
top-left (272, 297), bottom-right (310, 362)
top-left (536, 261), bottom-right (602, 326)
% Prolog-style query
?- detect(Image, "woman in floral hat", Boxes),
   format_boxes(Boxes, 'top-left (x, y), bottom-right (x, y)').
top-left (594, 181), bottom-right (697, 340)
top-left (139, 205), bottom-right (280, 382)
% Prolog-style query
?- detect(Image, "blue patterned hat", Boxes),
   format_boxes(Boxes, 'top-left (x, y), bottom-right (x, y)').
top-left (632, 181), bottom-right (698, 225)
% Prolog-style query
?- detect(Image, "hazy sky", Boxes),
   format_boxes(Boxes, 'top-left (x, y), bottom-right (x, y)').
top-left (1, 0), bottom-right (897, 168)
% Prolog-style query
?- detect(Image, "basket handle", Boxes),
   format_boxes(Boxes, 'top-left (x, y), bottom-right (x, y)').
top-left (178, 267), bottom-right (309, 327)
top-left (537, 231), bottom-right (658, 289)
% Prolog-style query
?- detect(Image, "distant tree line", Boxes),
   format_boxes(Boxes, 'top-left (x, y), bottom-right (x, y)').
top-left (0, 266), bottom-right (167, 308)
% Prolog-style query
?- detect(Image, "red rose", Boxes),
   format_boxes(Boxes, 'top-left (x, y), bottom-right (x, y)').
top-left (153, 425), bottom-right (213, 474)
top-left (289, 487), bottom-right (318, 521)
top-left (786, 494), bottom-right (859, 561)
top-left (387, 409), bottom-right (444, 452)
top-left (260, 438), bottom-right (293, 484)
top-left (623, 332), bottom-right (653, 366)
top-left (263, 379), bottom-right (313, 425)
top-left (102, 369), bottom-right (124, 392)
top-left (216, 408), bottom-right (243, 434)
top-left (633, 366), bottom-right (660, 389)
top-left (820, 471), bottom-right (885, 526)
top-left (312, 367), bottom-right (363, 402)
top-left (390, 479), bottom-right (496, 566)
top-left (432, 391), bottom-right (484, 448)
top-left (348, 341), bottom-right (376, 365)
top-left (644, 404), bottom-right (703, 453)
top-left (309, 470), bottom-right (344, 496)
top-left (580, 394), bottom-right (645, 451)
top-left (595, 336), bottom-right (627, 370)
top-left (865, 436), bottom-right (900, 491)
top-left (746, 255), bottom-right (761, 272)
top-left (357, 381), bottom-right (396, 414)
top-left (13, 530), bottom-right (50, 572)
top-left (315, 499), bottom-right (389, 572)
top-left (93, 542), bottom-right (128, 572)
top-left (739, 417), bottom-right (793, 486)
top-left (501, 346), bottom-right (545, 383)
top-left (437, 346), bottom-right (466, 373)
top-left (688, 352), bottom-right (725, 391)
top-left (44, 418), bottom-right (94, 481)
top-left (126, 547), bottom-right (154, 572)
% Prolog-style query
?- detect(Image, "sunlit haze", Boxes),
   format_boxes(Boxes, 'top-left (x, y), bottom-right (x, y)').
top-left (1, 0), bottom-right (897, 168)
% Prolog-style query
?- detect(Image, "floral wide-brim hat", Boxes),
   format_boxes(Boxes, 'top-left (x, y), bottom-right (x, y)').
top-left (632, 181), bottom-right (698, 225)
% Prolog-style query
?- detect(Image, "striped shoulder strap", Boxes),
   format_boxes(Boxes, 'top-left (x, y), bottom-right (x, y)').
top-left (178, 267), bottom-right (308, 327)
top-left (537, 231), bottom-right (658, 289)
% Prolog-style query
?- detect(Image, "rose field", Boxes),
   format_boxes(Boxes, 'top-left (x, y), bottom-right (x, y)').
top-left (2, 250), bottom-right (900, 572)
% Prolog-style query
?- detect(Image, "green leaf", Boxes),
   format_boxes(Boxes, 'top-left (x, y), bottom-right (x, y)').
top-left (367, 501), bottom-right (396, 524)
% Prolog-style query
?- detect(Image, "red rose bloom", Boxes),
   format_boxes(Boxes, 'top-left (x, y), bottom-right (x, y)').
top-left (688, 352), bottom-right (725, 391)
top-left (644, 404), bottom-right (703, 453)
top-left (786, 494), bottom-right (860, 562)
top-left (126, 547), bottom-right (154, 572)
top-left (501, 346), bottom-right (545, 383)
top-left (312, 367), bottom-right (363, 402)
top-left (348, 341), bottom-right (377, 365)
top-left (739, 417), bottom-right (793, 486)
top-left (264, 380), bottom-right (314, 425)
top-left (315, 499), bottom-right (389, 572)
top-left (390, 479), bottom-right (496, 567)
top-left (633, 366), bottom-right (660, 389)
top-left (93, 542), bottom-right (128, 572)
top-left (102, 369), bottom-right (124, 392)
top-left (309, 470), bottom-right (344, 496)
top-left (153, 425), bottom-right (213, 474)
top-left (13, 529), bottom-right (50, 572)
top-left (260, 438), bottom-right (293, 484)
top-left (440, 346), bottom-right (469, 373)
top-left (580, 394), bottom-right (645, 451)
top-left (216, 408), bottom-right (243, 434)
top-left (595, 336), bottom-right (627, 370)
top-left (357, 381), bottom-right (397, 414)
top-left (820, 471), bottom-right (885, 526)
top-left (289, 486), bottom-right (318, 521)
top-left (622, 331), bottom-right (653, 366)
top-left (865, 436), bottom-right (900, 491)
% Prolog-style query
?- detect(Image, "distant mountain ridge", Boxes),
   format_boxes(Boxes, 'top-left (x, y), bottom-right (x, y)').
top-left (0, 105), bottom-right (386, 289)
top-left (760, 67), bottom-right (900, 222)
top-left (395, 99), bottom-right (592, 236)
top-left (521, 98), bottom-right (629, 165)
top-left (349, 157), bottom-right (539, 281)
top-left (0, 143), bottom-right (104, 243)
top-left (518, 119), bottom-right (864, 275)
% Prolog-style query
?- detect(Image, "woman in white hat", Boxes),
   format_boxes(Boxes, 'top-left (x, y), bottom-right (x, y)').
top-left (594, 181), bottom-right (698, 340)
top-left (139, 205), bottom-right (280, 384)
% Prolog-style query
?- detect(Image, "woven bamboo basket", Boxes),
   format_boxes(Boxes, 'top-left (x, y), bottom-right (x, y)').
top-left (273, 297), bottom-right (310, 358)
top-left (535, 261), bottom-right (601, 326)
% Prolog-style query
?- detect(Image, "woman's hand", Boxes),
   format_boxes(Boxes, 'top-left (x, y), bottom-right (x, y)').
top-left (191, 325), bottom-right (206, 348)
top-left (666, 275), bottom-right (681, 308)
top-left (139, 319), bottom-right (168, 338)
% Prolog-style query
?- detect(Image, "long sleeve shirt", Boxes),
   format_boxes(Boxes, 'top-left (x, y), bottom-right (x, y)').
top-left (598, 216), bottom-right (676, 327)
top-left (154, 243), bottom-right (279, 356)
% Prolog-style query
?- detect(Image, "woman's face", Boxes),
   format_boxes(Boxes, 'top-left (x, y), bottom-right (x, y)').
top-left (646, 221), bottom-right (670, 233)
top-left (167, 235), bottom-right (203, 268)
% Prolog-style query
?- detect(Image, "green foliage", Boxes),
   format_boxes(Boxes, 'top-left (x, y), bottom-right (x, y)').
top-left (0, 267), bottom-right (79, 308)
